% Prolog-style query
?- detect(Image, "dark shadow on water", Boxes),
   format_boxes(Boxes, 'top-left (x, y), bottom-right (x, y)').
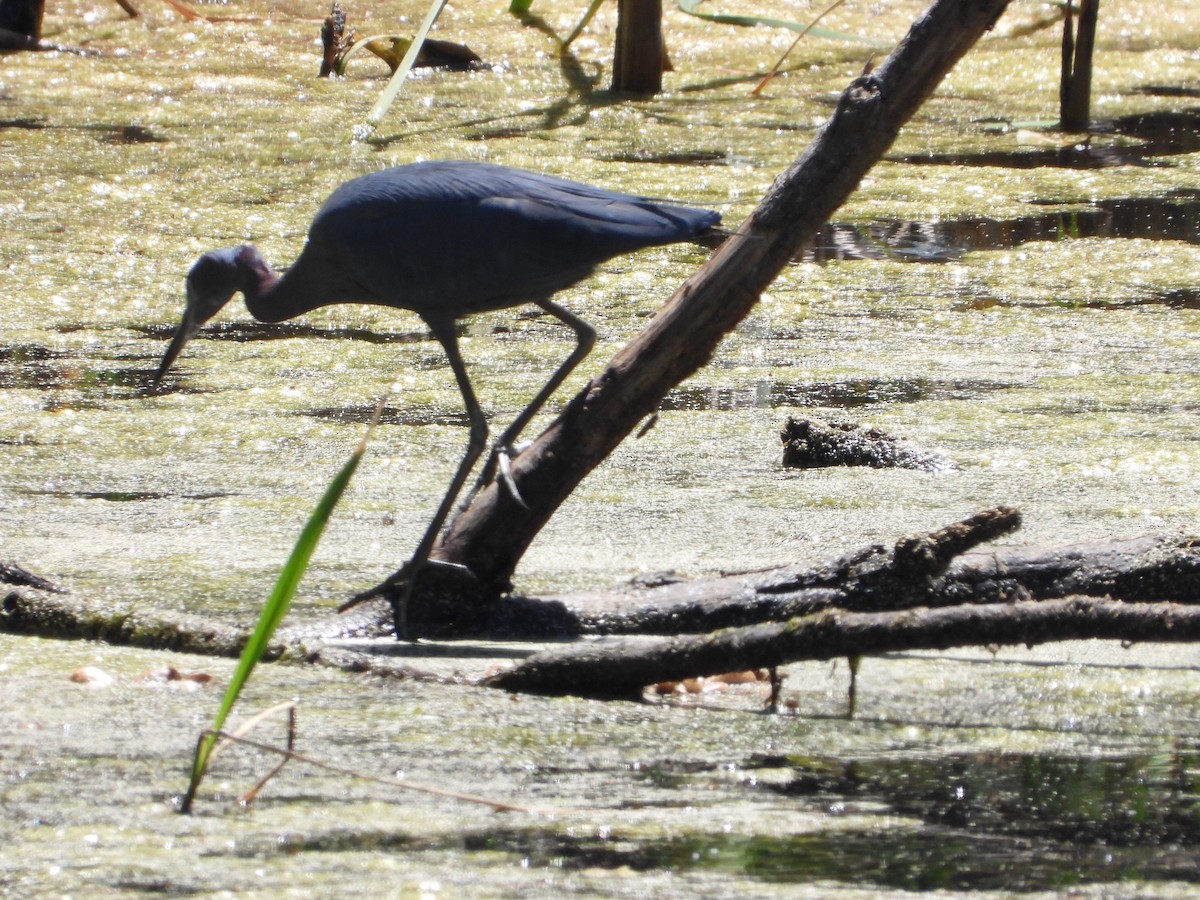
top-left (18, 487), bottom-right (232, 501)
top-left (0, 343), bottom-right (164, 398)
top-left (804, 190), bottom-right (1200, 263)
top-left (221, 749), bottom-right (1199, 891)
top-left (0, 323), bottom-right (434, 397)
top-left (889, 108), bottom-right (1200, 169)
top-left (804, 107), bottom-right (1200, 262)
top-left (751, 750), bottom-right (1196, 840)
top-left (1136, 84), bottom-right (1200, 99)
top-left (661, 377), bottom-right (1018, 412)
top-left (605, 749), bottom-right (1200, 890)
top-left (598, 149), bottom-right (736, 166)
top-left (329, 640), bottom-right (535, 660)
top-left (299, 405), bottom-right (470, 428)
top-left (0, 344), bottom-right (65, 390)
top-left (89, 123), bottom-right (168, 145)
top-left (295, 378), bottom-right (1017, 423)
top-left (0, 117), bottom-right (46, 130)
top-left (135, 321), bottom-right (428, 345)
top-left (0, 119), bottom-right (167, 143)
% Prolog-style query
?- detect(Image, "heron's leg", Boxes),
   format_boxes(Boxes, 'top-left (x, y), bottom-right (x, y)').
top-left (468, 299), bottom-right (596, 500)
top-left (395, 316), bottom-right (488, 638)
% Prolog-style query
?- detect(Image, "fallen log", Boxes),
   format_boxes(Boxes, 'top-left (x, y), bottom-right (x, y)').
top-left (482, 596), bottom-right (1200, 700)
top-left (0, 584), bottom-right (256, 658)
top-left (6, 510), bottom-right (1199, 699)
top-left (387, 508), bottom-right (1200, 640)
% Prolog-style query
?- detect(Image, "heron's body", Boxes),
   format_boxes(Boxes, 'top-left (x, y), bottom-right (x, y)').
top-left (152, 161), bottom-right (719, 631)
top-left (236, 162), bottom-right (718, 323)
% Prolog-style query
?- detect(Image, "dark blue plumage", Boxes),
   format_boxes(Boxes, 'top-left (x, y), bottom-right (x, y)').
top-left (151, 161), bottom-right (718, 622)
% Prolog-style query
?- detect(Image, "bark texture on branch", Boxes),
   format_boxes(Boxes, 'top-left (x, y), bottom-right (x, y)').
top-left (0, 586), bottom-right (257, 658)
top-left (339, 511), bottom-right (1200, 642)
top-left (379, 0), bottom-right (1013, 634)
top-left (511, 516), bottom-right (1200, 636)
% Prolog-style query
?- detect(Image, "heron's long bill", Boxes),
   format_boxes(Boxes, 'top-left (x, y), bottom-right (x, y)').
top-left (151, 307), bottom-right (199, 390)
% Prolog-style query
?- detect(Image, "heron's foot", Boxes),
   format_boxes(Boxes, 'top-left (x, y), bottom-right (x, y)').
top-left (494, 445), bottom-right (530, 509)
top-left (336, 558), bottom-right (457, 617)
top-left (392, 557), bottom-right (485, 641)
top-left (408, 557), bottom-right (474, 583)
top-left (463, 441), bottom-right (532, 511)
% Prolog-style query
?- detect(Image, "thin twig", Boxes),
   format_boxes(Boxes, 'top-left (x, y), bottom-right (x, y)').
top-left (752, 0), bottom-right (854, 95)
top-left (196, 729), bottom-right (543, 814)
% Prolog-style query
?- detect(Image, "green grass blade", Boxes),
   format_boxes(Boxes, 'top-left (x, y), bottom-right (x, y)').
top-left (560, 0), bottom-right (607, 49)
top-left (364, 0), bottom-right (449, 130)
top-left (180, 443), bottom-right (366, 812)
top-left (677, 0), bottom-right (891, 48)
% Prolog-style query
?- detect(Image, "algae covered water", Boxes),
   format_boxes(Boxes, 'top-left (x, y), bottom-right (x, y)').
top-left (1, 0), bottom-right (1199, 894)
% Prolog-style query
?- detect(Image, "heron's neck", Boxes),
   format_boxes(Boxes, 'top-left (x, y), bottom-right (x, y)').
top-left (234, 246), bottom-right (287, 322)
top-left (236, 244), bottom-right (343, 324)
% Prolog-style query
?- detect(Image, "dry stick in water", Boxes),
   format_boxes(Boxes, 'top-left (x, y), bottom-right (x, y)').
top-left (199, 729), bottom-right (539, 814)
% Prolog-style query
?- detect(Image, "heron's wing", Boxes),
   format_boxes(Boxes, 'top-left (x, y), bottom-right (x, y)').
top-left (306, 163), bottom-right (718, 315)
top-left (489, 167), bottom-right (719, 240)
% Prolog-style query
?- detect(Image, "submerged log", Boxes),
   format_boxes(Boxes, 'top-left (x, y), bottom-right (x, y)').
top-left (0, 585), bottom-right (255, 658)
top-left (780, 416), bottom-right (955, 472)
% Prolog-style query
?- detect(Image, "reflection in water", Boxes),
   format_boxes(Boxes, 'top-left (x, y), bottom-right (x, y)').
top-left (662, 377), bottom-right (1017, 412)
top-left (236, 750), bottom-right (1200, 891)
top-left (300, 405), bottom-right (470, 428)
top-left (891, 108), bottom-right (1200, 168)
top-left (803, 191), bottom-right (1200, 263)
top-left (18, 487), bottom-right (231, 501)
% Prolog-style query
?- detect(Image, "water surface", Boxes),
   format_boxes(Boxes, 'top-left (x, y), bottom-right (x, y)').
top-left (1, 0), bottom-right (1199, 894)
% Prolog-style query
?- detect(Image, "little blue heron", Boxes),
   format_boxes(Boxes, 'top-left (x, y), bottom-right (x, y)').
top-left (151, 160), bottom-right (720, 624)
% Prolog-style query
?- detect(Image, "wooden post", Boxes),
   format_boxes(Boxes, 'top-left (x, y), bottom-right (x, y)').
top-left (0, 0), bottom-right (45, 40)
top-left (612, 0), bottom-right (665, 95)
top-left (1060, 0), bottom-right (1100, 132)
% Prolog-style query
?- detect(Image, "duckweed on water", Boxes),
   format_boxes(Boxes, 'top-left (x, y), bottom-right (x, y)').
top-left (2, 0), bottom-right (1200, 894)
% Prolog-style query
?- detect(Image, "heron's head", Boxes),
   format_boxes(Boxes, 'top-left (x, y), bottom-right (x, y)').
top-left (150, 247), bottom-right (250, 391)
